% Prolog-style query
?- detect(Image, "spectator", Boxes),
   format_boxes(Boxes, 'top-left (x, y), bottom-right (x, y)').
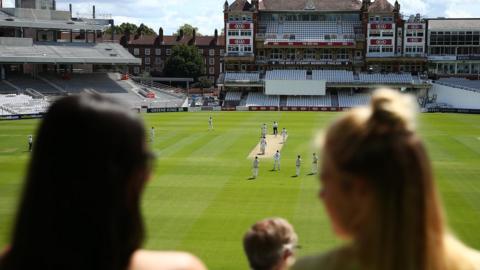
top-left (293, 89), bottom-right (480, 270)
top-left (0, 94), bottom-right (206, 270)
top-left (243, 217), bottom-right (298, 270)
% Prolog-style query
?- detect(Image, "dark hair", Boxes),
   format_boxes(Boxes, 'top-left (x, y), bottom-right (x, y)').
top-left (0, 94), bottom-right (148, 270)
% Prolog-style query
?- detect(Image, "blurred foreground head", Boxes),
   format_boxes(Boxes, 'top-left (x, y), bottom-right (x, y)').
top-left (243, 217), bottom-right (298, 270)
top-left (1, 94), bottom-right (150, 270)
top-left (320, 89), bottom-right (446, 269)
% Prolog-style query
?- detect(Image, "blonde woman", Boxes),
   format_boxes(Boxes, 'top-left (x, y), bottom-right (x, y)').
top-left (293, 89), bottom-right (480, 270)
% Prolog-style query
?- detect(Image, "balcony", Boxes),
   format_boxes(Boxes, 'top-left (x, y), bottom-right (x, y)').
top-left (224, 52), bottom-right (255, 62)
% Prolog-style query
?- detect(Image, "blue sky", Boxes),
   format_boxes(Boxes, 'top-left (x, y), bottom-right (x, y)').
top-left (3, 0), bottom-right (480, 36)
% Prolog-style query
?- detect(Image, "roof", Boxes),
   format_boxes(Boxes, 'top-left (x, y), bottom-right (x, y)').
top-left (368, 0), bottom-right (394, 12)
top-left (427, 19), bottom-right (480, 31)
top-left (0, 8), bottom-right (108, 31)
top-left (259, 0), bottom-right (362, 11)
top-left (126, 35), bottom-right (225, 46)
top-left (228, 0), bottom-right (253, 12)
top-left (0, 38), bottom-right (140, 65)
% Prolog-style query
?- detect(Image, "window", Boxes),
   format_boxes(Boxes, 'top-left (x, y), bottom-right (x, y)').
top-left (382, 32), bottom-right (394, 37)
top-left (209, 58), bottom-right (215, 65)
top-left (243, 46), bottom-right (252, 52)
top-left (155, 49), bottom-right (161, 55)
top-left (209, 67), bottom-right (215, 74)
top-left (145, 48), bottom-right (150, 56)
top-left (145, 57), bottom-right (150, 65)
top-left (286, 48), bottom-right (295, 60)
top-left (382, 47), bottom-right (393, 53)
top-left (336, 49), bottom-right (349, 60)
top-left (228, 30), bottom-right (239, 36)
top-left (228, 45), bottom-right (239, 52)
top-left (133, 66), bottom-right (140, 74)
top-left (240, 30), bottom-right (252, 36)
top-left (155, 57), bottom-right (162, 65)
top-left (369, 31), bottom-right (381, 37)
top-left (368, 46), bottom-right (381, 53)
top-left (320, 49), bottom-right (332, 60)
top-left (209, 49), bottom-right (215, 56)
top-left (271, 48), bottom-right (282, 59)
top-left (220, 49), bottom-right (225, 55)
top-left (133, 48), bottom-right (139, 56)
top-left (145, 67), bottom-right (150, 73)
top-left (304, 49), bottom-right (315, 59)
top-left (166, 49), bottom-right (171, 55)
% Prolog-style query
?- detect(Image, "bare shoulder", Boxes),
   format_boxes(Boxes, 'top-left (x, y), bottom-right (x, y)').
top-left (444, 235), bottom-right (480, 270)
top-left (129, 249), bottom-right (207, 270)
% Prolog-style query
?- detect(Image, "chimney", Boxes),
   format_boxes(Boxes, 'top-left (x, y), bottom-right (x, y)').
top-left (192, 29), bottom-right (196, 44)
top-left (69, 4), bottom-right (72, 18)
top-left (214, 29), bottom-right (218, 40)
top-left (159, 27), bottom-right (164, 44)
top-left (92, 5), bottom-right (96, 19)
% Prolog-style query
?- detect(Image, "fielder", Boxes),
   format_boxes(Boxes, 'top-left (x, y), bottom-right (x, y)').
top-left (261, 123), bottom-right (267, 138)
top-left (252, 156), bottom-right (259, 179)
top-left (281, 128), bottom-right (288, 144)
top-left (28, 135), bottom-right (33, 152)
top-left (311, 153), bottom-right (318, 174)
top-left (273, 150), bottom-right (281, 171)
top-left (208, 116), bottom-right (213, 130)
top-left (260, 136), bottom-right (267, 155)
top-left (150, 127), bottom-right (155, 142)
top-left (295, 155), bottom-right (302, 177)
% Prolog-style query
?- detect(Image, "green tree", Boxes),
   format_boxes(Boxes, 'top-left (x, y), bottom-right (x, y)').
top-left (175, 24), bottom-right (202, 36)
top-left (106, 22), bottom-right (155, 35)
top-left (164, 45), bottom-right (204, 80)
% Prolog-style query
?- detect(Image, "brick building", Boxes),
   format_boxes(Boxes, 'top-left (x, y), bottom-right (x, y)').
top-left (120, 28), bottom-right (225, 84)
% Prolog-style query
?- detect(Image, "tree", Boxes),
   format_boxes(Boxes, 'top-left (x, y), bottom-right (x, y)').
top-left (164, 45), bottom-right (204, 80)
top-left (175, 24), bottom-right (202, 36)
top-left (106, 23), bottom-right (155, 35)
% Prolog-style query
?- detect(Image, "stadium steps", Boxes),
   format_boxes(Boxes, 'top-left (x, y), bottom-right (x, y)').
top-left (0, 80), bottom-right (20, 94)
top-left (37, 75), bottom-right (68, 95)
top-left (280, 96), bottom-right (288, 106)
top-left (7, 74), bottom-right (61, 95)
top-left (331, 91), bottom-right (339, 107)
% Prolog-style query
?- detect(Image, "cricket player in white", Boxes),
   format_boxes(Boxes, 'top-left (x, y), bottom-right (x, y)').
top-left (208, 116), bottom-right (213, 130)
top-left (28, 135), bottom-right (33, 152)
top-left (295, 155), bottom-right (301, 177)
top-left (150, 127), bottom-right (155, 142)
top-left (260, 137), bottom-right (267, 155)
top-left (273, 150), bottom-right (281, 171)
top-left (261, 123), bottom-right (267, 137)
top-left (281, 128), bottom-right (287, 144)
top-left (311, 153), bottom-right (318, 174)
top-left (252, 156), bottom-right (259, 179)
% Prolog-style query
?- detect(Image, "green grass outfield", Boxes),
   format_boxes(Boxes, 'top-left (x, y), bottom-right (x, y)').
top-left (1, 111), bottom-right (480, 269)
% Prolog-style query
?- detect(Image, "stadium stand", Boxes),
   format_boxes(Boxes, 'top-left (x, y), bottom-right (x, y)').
top-left (42, 73), bottom-right (130, 93)
top-left (6, 74), bottom-right (60, 95)
top-left (245, 92), bottom-right (280, 107)
top-left (338, 91), bottom-right (371, 107)
top-left (312, 70), bottom-right (355, 83)
top-left (265, 70), bottom-right (306, 80)
top-left (261, 21), bottom-right (358, 41)
top-left (0, 80), bottom-right (18, 94)
top-left (225, 91), bottom-right (242, 101)
top-left (286, 95), bottom-right (332, 107)
top-left (358, 73), bottom-right (414, 84)
top-left (436, 78), bottom-right (480, 92)
top-left (225, 72), bottom-right (260, 83)
top-left (429, 82), bottom-right (480, 109)
top-left (0, 94), bottom-right (49, 115)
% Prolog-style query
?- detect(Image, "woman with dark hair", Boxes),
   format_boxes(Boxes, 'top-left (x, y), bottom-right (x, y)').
top-left (0, 94), bottom-right (206, 270)
top-left (293, 89), bottom-right (480, 270)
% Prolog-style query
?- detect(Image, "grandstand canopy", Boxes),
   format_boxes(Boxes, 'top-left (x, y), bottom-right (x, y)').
top-left (0, 9), bottom-right (108, 31)
top-left (0, 37), bottom-right (141, 65)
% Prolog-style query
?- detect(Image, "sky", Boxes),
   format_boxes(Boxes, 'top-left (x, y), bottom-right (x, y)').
top-left (3, 0), bottom-right (480, 36)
